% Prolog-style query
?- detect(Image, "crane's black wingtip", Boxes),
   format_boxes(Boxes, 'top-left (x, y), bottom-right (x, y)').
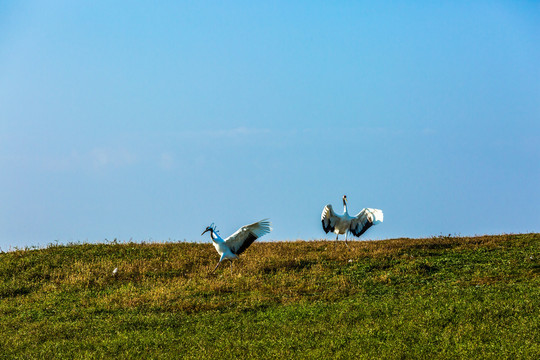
top-left (321, 220), bottom-right (333, 234)
top-left (351, 220), bottom-right (373, 237)
top-left (233, 232), bottom-right (258, 256)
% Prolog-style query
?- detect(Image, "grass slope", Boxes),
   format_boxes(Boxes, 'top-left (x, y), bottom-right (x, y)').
top-left (1, 234), bottom-right (539, 359)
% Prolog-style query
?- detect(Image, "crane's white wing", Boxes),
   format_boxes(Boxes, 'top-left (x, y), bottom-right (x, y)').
top-left (350, 208), bottom-right (383, 237)
top-left (225, 219), bottom-right (272, 255)
top-left (321, 204), bottom-right (340, 234)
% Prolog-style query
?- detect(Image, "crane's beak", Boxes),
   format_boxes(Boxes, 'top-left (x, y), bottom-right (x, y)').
top-left (201, 228), bottom-right (210, 236)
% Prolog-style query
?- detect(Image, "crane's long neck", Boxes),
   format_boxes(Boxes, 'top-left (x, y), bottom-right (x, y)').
top-left (210, 229), bottom-right (224, 243)
top-left (343, 199), bottom-right (349, 215)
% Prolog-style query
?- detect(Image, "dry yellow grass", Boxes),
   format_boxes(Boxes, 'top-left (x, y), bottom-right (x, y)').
top-left (0, 233), bottom-right (539, 358)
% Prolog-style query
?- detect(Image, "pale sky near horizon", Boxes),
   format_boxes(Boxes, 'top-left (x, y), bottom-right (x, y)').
top-left (1, 1), bottom-right (539, 249)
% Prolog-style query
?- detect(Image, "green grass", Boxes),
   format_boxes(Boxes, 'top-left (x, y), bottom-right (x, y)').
top-left (1, 234), bottom-right (539, 359)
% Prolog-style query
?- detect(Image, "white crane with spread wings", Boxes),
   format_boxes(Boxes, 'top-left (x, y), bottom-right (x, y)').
top-left (201, 219), bottom-right (272, 272)
top-left (321, 195), bottom-right (383, 244)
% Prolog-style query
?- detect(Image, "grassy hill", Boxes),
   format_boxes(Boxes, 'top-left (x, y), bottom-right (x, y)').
top-left (1, 233), bottom-right (539, 359)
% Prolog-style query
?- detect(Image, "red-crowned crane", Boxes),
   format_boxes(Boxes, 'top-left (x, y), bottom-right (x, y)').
top-left (321, 195), bottom-right (383, 245)
top-left (201, 219), bottom-right (272, 272)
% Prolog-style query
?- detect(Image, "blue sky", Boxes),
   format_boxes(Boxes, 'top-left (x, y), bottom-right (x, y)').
top-left (1, 1), bottom-right (539, 249)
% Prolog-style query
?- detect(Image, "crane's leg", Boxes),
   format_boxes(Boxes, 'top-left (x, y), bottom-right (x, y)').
top-left (229, 259), bottom-right (234, 274)
top-left (344, 232), bottom-right (349, 247)
top-left (212, 261), bottom-right (222, 273)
